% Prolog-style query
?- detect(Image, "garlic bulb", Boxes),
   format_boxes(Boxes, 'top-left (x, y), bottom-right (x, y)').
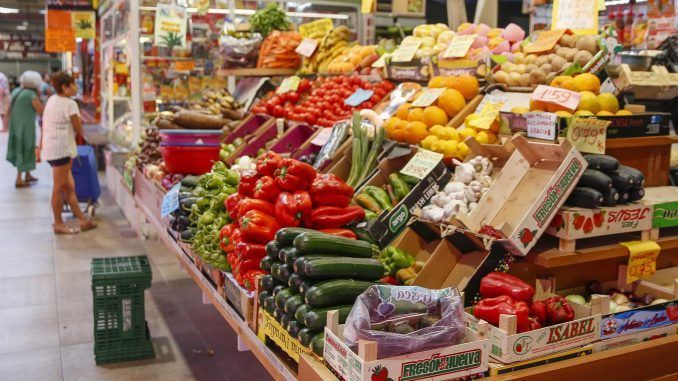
top-left (444, 181), bottom-right (465, 195)
top-left (422, 205), bottom-right (445, 222)
top-left (452, 159), bottom-right (476, 184)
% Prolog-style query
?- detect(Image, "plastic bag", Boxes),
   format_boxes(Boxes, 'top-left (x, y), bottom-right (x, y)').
top-left (219, 34), bottom-right (262, 68)
top-left (343, 285), bottom-right (466, 359)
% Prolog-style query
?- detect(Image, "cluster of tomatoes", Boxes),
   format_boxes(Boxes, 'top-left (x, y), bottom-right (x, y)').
top-left (250, 76), bottom-right (394, 127)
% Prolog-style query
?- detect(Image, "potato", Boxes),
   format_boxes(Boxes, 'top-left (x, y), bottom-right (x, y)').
top-left (565, 48), bottom-right (578, 61)
top-left (535, 55), bottom-right (549, 67)
top-left (526, 64), bottom-right (538, 72)
top-left (494, 70), bottom-right (509, 83)
top-left (556, 47), bottom-right (570, 59)
top-left (507, 72), bottom-right (522, 87)
top-left (574, 50), bottom-right (594, 66)
top-left (551, 56), bottom-right (567, 71)
top-left (502, 62), bottom-right (516, 72)
top-left (526, 54), bottom-right (538, 64)
top-left (559, 34), bottom-right (576, 48)
top-left (576, 35), bottom-right (599, 55)
top-left (516, 64), bottom-right (527, 74)
top-left (529, 69), bottom-right (546, 84)
top-left (540, 63), bottom-right (553, 73)
top-left (519, 73), bottom-right (531, 87)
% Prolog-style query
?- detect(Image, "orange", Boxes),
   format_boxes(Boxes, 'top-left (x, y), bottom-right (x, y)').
top-left (405, 121), bottom-right (429, 144)
top-left (407, 107), bottom-right (425, 122)
top-left (437, 89), bottom-right (466, 118)
top-left (444, 76), bottom-right (459, 89)
top-left (390, 119), bottom-right (410, 142)
top-left (550, 75), bottom-right (572, 88)
top-left (546, 103), bottom-right (571, 113)
top-left (422, 106), bottom-right (449, 127)
top-left (451, 74), bottom-right (480, 101)
top-left (561, 78), bottom-right (578, 91)
top-left (396, 103), bottom-right (412, 120)
top-left (384, 117), bottom-right (401, 137)
top-left (428, 76), bottom-right (447, 88)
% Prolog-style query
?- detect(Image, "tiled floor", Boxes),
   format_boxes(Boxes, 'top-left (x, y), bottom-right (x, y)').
top-left (0, 133), bottom-right (271, 381)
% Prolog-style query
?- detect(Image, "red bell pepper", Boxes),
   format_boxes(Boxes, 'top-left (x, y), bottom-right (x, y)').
top-left (275, 191), bottom-right (313, 227)
top-left (240, 210), bottom-right (280, 244)
top-left (274, 158), bottom-right (317, 191)
top-left (305, 206), bottom-right (365, 229)
top-left (237, 198), bottom-right (275, 221)
top-left (545, 296), bottom-right (575, 325)
top-left (530, 300), bottom-right (548, 325)
top-left (237, 257), bottom-right (262, 276)
top-left (243, 269), bottom-right (267, 291)
top-left (256, 152), bottom-right (282, 177)
top-left (473, 295), bottom-right (529, 328)
top-left (234, 242), bottom-right (267, 261)
top-left (219, 224), bottom-right (237, 253)
top-left (380, 275), bottom-right (399, 285)
top-left (225, 193), bottom-right (243, 220)
top-left (238, 171), bottom-right (260, 197)
top-left (479, 272), bottom-right (535, 302)
top-left (309, 174), bottom-right (354, 207)
top-left (519, 317), bottom-right (542, 333)
top-left (318, 228), bottom-right (357, 239)
top-left (253, 176), bottom-right (281, 202)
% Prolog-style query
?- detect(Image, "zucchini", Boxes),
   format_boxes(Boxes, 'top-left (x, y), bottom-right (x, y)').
top-left (585, 154), bottom-right (619, 172)
top-left (301, 257), bottom-right (385, 281)
top-left (260, 256), bottom-right (276, 272)
top-left (294, 232), bottom-right (380, 258)
top-left (263, 295), bottom-right (275, 314)
top-left (272, 285), bottom-right (286, 297)
top-left (304, 305), bottom-right (353, 331)
top-left (279, 264), bottom-right (292, 284)
top-left (276, 227), bottom-right (318, 246)
top-left (287, 320), bottom-right (303, 338)
top-left (280, 314), bottom-right (292, 329)
top-left (181, 175), bottom-right (200, 188)
top-left (275, 288), bottom-right (296, 310)
top-left (608, 170), bottom-right (635, 191)
top-left (266, 241), bottom-right (282, 259)
top-left (311, 333), bottom-right (324, 355)
top-left (628, 187), bottom-right (645, 202)
top-left (285, 248), bottom-right (300, 268)
top-left (298, 328), bottom-right (319, 347)
top-left (305, 279), bottom-right (375, 308)
top-left (565, 187), bottom-right (603, 208)
top-left (619, 165), bottom-right (645, 187)
top-left (578, 169), bottom-right (613, 192)
top-left (601, 187), bottom-right (619, 206)
top-left (299, 280), bottom-right (314, 298)
top-left (295, 303), bottom-right (313, 322)
top-left (285, 294), bottom-right (304, 315)
top-left (279, 247), bottom-right (298, 263)
top-left (288, 273), bottom-right (307, 293)
top-left (258, 291), bottom-right (270, 305)
top-left (271, 262), bottom-right (284, 283)
top-left (293, 255), bottom-right (337, 273)
top-left (273, 308), bottom-right (285, 323)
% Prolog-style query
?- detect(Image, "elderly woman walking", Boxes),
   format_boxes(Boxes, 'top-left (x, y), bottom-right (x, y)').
top-left (7, 71), bottom-right (43, 187)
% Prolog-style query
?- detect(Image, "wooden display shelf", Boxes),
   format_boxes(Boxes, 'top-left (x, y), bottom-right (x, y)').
top-left (605, 135), bottom-right (678, 187)
top-left (215, 68), bottom-right (297, 77)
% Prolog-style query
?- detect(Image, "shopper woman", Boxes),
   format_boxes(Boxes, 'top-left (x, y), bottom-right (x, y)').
top-left (42, 72), bottom-right (97, 234)
top-left (6, 70), bottom-right (43, 187)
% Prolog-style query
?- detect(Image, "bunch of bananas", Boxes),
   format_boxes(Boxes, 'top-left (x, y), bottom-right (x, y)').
top-left (299, 25), bottom-right (351, 74)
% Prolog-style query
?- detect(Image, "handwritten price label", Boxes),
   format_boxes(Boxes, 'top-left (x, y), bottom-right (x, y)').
top-left (295, 38), bottom-right (318, 57)
top-left (161, 183), bottom-right (181, 218)
top-left (391, 38), bottom-right (422, 63)
top-left (526, 112), bottom-right (558, 140)
top-left (566, 116), bottom-right (611, 154)
top-left (344, 88), bottom-right (374, 106)
top-left (411, 88), bottom-right (446, 107)
top-left (468, 101), bottom-right (504, 130)
top-left (400, 149), bottom-right (444, 180)
top-left (298, 18), bottom-right (333, 38)
top-left (524, 29), bottom-right (567, 54)
top-left (620, 240), bottom-right (661, 283)
top-left (276, 76), bottom-right (300, 94)
top-left (552, 0), bottom-right (599, 35)
top-left (531, 85), bottom-right (581, 111)
top-left (443, 34), bottom-right (477, 58)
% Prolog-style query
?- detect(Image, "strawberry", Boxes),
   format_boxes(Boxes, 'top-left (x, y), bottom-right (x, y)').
top-left (551, 214), bottom-right (564, 230)
top-left (583, 217), bottom-right (594, 233)
top-left (593, 212), bottom-right (604, 228)
top-left (518, 228), bottom-right (537, 247)
top-left (573, 214), bottom-right (585, 230)
top-left (371, 365), bottom-right (388, 381)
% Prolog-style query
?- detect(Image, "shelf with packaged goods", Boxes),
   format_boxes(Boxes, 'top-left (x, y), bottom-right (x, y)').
top-left (141, 56), bottom-right (195, 61)
top-left (215, 68), bottom-right (298, 77)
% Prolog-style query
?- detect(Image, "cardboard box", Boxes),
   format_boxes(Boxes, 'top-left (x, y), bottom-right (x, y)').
top-left (260, 310), bottom-right (312, 363)
top-left (596, 113), bottom-right (672, 138)
top-left (593, 324), bottom-right (677, 352)
top-left (643, 186), bottom-right (678, 229)
top-left (488, 345), bottom-right (594, 376)
top-left (546, 203), bottom-right (654, 252)
top-left (223, 272), bottom-right (255, 325)
top-left (385, 58), bottom-right (430, 82)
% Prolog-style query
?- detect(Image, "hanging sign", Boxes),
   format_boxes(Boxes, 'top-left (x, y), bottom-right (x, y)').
top-left (154, 3), bottom-right (187, 49)
top-left (71, 11), bottom-right (96, 39)
top-left (45, 10), bottom-right (76, 53)
top-left (566, 117), bottom-right (611, 154)
top-left (552, 0), bottom-right (599, 35)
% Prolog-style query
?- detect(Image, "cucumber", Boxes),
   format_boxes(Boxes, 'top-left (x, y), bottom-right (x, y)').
top-left (619, 165), bottom-right (645, 187)
top-left (311, 333), bottom-right (324, 356)
top-left (305, 279), bottom-right (375, 308)
top-left (287, 320), bottom-right (303, 338)
top-left (628, 187), bottom-right (645, 202)
top-left (259, 256), bottom-right (276, 272)
top-left (301, 257), bottom-right (385, 281)
top-left (304, 305), bottom-right (353, 331)
top-left (275, 288), bottom-right (297, 309)
top-left (276, 227), bottom-right (318, 246)
top-left (294, 233), bottom-right (379, 258)
top-left (266, 241), bottom-right (282, 259)
top-left (578, 169), bottom-right (613, 192)
top-left (295, 303), bottom-right (313, 323)
top-left (271, 262), bottom-right (284, 283)
top-left (273, 308), bottom-right (285, 323)
top-left (288, 273), bottom-right (308, 293)
top-left (299, 280), bottom-right (314, 298)
top-left (280, 314), bottom-right (292, 329)
top-left (258, 291), bottom-right (270, 305)
top-left (272, 285), bottom-right (286, 297)
top-left (293, 255), bottom-right (337, 273)
top-left (263, 295), bottom-right (275, 314)
top-left (608, 170), bottom-right (635, 191)
top-left (279, 247), bottom-right (298, 263)
top-left (585, 154), bottom-right (619, 172)
top-left (298, 328), bottom-right (319, 347)
top-left (260, 274), bottom-right (276, 293)
top-left (565, 187), bottom-right (603, 208)
top-left (285, 248), bottom-right (300, 268)
top-left (181, 175), bottom-right (200, 188)
top-left (279, 264), bottom-right (292, 284)
top-left (285, 294), bottom-right (304, 315)
top-left (601, 187), bottom-right (619, 206)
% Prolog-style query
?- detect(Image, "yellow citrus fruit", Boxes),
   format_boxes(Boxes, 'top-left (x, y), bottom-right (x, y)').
top-left (384, 117), bottom-right (401, 136)
top-left (437, 89), bottom-right (467, 118)
top-left (440, 140), bottom-right (458, 158)
top-left (550, 75), bottom-right (573, 88)
top-left (428, 76), bottom-right (447, 88)
top-left (396, 103), bottom-right (412, 120)
top-left (547, 103), bottom-right (572, 113)
top-left (555, 110), bottom-right (573, 118)
top-left (530, 99), bottom-right (548, 111)
top-left (422, 106), bottom-right (449, 127)
top-left (511, 107), bottom-right (530, 114)
top-left (456, 142), bottom-right (470, 159)
top-left (420, 135), bottom-right (439, 150)
top-left (596, 111), bottom-right (614, 116)
top-left (476, 130), bottom-right (492, 144)
top-left (573, 73), bottom-right (601, 93)
top-left (458, 127), bottom-right (477, 140)
top-left (407, 107), bottom-right (425, 122)
top-left (574, 110), bottom-right (594, 117)
top-left (615, 109), bottom-right (633, 116)
top-left (561, 78), bottom-right (578, 91)
top-left (577, 91), bottom-right (600, 114)
top-left (405, 121), bottom-right (429, 144)
top-left (451, 74), bottom-right (480, 101)
top-left (597, 93), bottom-right (620, 113)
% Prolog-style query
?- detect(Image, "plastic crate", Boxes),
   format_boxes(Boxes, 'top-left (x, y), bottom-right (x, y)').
top-left (94, 322), bottom-right (155, 365)
top-left (91, 256), bottom-right (152, 288)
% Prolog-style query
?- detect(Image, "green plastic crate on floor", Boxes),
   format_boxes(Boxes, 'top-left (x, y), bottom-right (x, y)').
top-left (91, 255), bottom-right (154, 364)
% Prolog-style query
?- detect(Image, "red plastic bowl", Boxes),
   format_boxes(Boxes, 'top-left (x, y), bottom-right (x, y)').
top-left (160, 145), bottom-right (220, 175)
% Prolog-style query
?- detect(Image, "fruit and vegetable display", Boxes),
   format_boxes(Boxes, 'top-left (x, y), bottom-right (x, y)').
top-left (299, 26), bottom-right (351, 75)
top-left (134, 127), bottom-right (163, 170)
top-left (566, 154), bottom-right (645, 208)
top-left (378, 247), bottom-right (422, 286)
top-left (354, 174), bottom-right (417, 219)
top-left (566, 280), bottom-right (670, 313)
top-left (343, 285), bottom-right (466, 359)
top-left (437, 22), bottom-right (526, 64)
top-left (155, 107), bottom-right (237, 130)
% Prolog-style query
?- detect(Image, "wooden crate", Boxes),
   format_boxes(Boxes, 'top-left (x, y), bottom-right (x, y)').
top-left (618, 64), bottom-right (678, 100)
top-left (259, 310), bottom-right (312, 363)
top-left (133, 171), bottom-right (166, 219)
top-left (546, 203), bottom-right (654, 252)
top-left (453, 135), bottom-right (587, 255)
top-left (223, 272), bottom-right (256, 328)
top-left (642, 186), bottom-right (678, 235)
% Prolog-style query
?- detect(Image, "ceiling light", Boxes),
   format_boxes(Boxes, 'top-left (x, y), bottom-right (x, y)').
top-left (0, 7), bottom-right (19, 14)
top-left (76, 37), bottom-right (83, 42)
top-left (16, 25), bottom-right (27, 30)
top-left (39, 9), bottom-right (46, 15)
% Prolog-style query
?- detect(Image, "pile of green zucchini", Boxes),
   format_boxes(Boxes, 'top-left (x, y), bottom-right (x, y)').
top-left (258, 228), bottom-right (384, 357)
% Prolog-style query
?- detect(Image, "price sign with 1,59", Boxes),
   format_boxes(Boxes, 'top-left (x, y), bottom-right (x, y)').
top-left (531, 84), bottom-right (581, 111)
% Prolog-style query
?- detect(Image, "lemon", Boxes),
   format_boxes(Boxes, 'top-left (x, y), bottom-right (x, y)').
top-left (597, 93), bottom-right (620, 113)
top-left (577, 91), bottom-right (600, 114)
top-left (511, 107), bottom-right (530, 114)
top-left (615, 109), bottom-right (633, 116)
top-left (458, 127), bottom-right (478, 140)
top-left (555, 110), bottom-right (573, 118)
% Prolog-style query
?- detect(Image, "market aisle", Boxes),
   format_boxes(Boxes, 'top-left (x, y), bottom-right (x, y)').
top-left (0, 133), bottom-right (271, 381)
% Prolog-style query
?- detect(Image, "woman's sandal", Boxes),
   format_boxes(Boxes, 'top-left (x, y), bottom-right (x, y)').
top-left (25, 175), bottom-right (38, 182)
top-left (80, 220), bottom-right (98, 232)
top-left (15, 181), bottom-right (30, 188)
top-left (54, 225), bottom-right (79, 235)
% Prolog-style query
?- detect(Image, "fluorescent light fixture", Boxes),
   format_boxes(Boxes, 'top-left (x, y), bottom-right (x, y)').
top-left (0, 7), bottom-right (19, 14)
top-left (138, 6), bottom-right (348, 20)
top-left (605, 0), bottom-right (646, 5)
top-left (16, 25), bottom-right (27, 30)
top-left (76, 37), bottom-right (83, 42)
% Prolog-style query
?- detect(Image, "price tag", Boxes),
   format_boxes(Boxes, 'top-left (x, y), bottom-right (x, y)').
top-left (552, 0), bottom-right (599, 35)
top-left (391, 38), bottom-right (422, 63)
top-left (276, 76), bottom-right (300, 94)
top-left (566, 116), bottom-right (611, 154)
top-left (531, 85), bottom-right (581, 112)
top-left (526, 112), bottom-right (558, 140)
top-left (174, 60), bottom-right (195, 71)
top-left (600, 77), bottom-right (619, 95)
top-left (411, 88), bottom-right (446, 107)
top-left (523, 29), bottom-right (567, 54)
top-left (311, 128), bottom-right (332, 146)
top-left (298, 18), bottom-right (333, 38)
top-left (295, 38), bottom-right (318, 57)
top-left (361, 0), bottom-right (375, 13)
top-left (400, 149), bottom-right (444, 180)
top-left (468, 100), bottom-right (505, 130)
top-left (443, 34), bottom-right (477, 58)
top-left (344, 88), bottom-right (374, 106)
top-left (620, 240), bottom-right (661, 283)
top-left (372, 53), bottom-right (390, 68)
top-left (161, 183), bottom-right (181, 218)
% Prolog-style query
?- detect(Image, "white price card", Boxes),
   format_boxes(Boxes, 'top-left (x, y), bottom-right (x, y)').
top-left (161, 183), bottom-right (181, 218)
top-left (526, 112), bottom-right (558, 140)
top-left (443, 34), bottom-right (477, 58)
top-left (411, 88), bottom-right (446, 107)
top-left (295, 38), bottom-right (318, 57)
top-left (552, 0), bottom-right (598, 35)
top-left (400, 149), bottom-right (444, 180)
top-left (344, 88), bottom-right (374, 106)
top-left (391, 38), bottom-right (422, 63)
top-left (276, 76), bottom-right (300, 94)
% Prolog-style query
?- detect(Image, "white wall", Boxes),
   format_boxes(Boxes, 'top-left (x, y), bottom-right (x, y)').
top-left (0, 60), bottom-right (55, 80)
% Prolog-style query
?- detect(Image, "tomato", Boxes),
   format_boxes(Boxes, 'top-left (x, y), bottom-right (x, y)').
top-left (298, 79), bottom-right (311, 93)
top-left (286, 91), bottom-right (300, 103)
top-left (361, 101), bottom-right (374, 109)
top-left (272, 105), bottom-right (284, 118)
top-left (305, 113), bottom-right (317, 125)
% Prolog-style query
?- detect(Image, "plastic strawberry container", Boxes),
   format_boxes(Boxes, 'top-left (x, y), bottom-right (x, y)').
top-left (160, 143), bottom-right (220, 174)
top-left (159, 129), bottom-right (223, 145)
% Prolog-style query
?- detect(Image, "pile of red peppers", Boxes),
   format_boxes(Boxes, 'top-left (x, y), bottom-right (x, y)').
top-left (474, 272), bottom-right (575, 332)
top-left (220, 152), bottom-right (364, 290)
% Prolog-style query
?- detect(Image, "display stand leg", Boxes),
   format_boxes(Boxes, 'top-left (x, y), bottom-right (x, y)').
top-left (237, 336), bottom-right (250, 352)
